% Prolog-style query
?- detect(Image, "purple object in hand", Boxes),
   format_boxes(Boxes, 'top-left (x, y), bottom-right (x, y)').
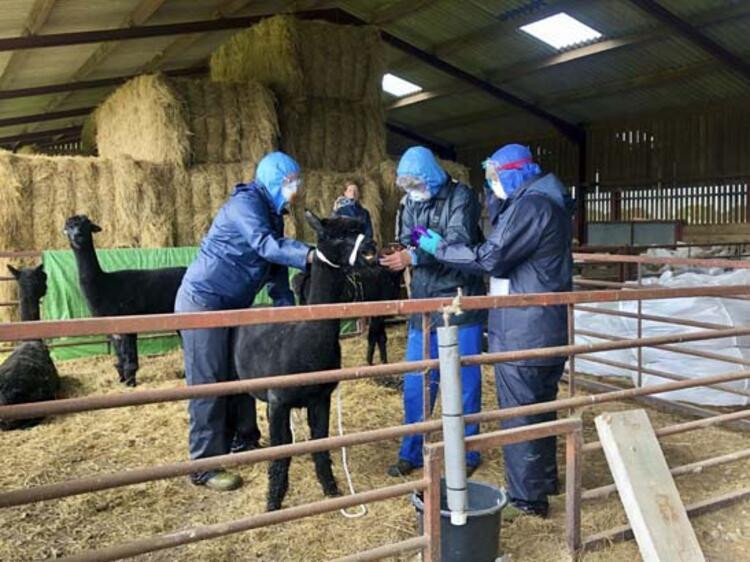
top-left (411, 225), bottom-right (429, 246)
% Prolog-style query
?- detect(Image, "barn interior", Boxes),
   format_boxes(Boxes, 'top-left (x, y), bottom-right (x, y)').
top-left (1, 1), bottom-right (750, 561)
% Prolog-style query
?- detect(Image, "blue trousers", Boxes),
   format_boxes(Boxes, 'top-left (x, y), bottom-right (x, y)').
top-left (494, 362), bottom-right (564, 511)
top-left (398, 324), bottom-right (482, 468)
top-left (175, 288), bottom-right (260, 483)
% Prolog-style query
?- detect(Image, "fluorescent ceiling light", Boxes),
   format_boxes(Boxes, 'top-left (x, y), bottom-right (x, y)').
top-left (382, 73), bottom-right (422, 97)
top-left (520, 12), bottom-right (602, 50)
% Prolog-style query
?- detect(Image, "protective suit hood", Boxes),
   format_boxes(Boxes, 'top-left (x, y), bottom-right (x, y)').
top-left (396, 146), bottom-right (448, 197)
top-left (487, 144), bottom-right (542, 198)
top-left (255, 151), bottom-right (301, 214)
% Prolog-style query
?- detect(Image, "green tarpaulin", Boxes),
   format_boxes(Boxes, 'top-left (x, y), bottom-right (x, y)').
top-left (42, 248), bottom-right (354, 361)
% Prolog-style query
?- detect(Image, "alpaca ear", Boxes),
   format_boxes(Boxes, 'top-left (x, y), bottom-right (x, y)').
top-left (34, 263), bottom-right (45, 275)
top-left (304, 209), bottom-right (325, 237)
top-left (90, 223), bottom-right (102, 233)
top-left (6, 265), bottom-right (20, 279)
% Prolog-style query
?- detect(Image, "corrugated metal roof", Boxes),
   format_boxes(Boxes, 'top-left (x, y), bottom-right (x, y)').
top-left (0, 0), bottom-right (748, 151)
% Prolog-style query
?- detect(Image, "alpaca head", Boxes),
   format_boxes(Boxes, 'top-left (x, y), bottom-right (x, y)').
top-left (7, 263), bottom-right (46, 304)
top-left (304, 210), bottom-right (377, 270)
top-left (63, 215), bottom-right (101, 250)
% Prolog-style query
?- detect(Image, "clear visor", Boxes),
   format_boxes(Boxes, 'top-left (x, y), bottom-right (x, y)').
top-left (396, 175), bottom-right (428, 195)
top-left (483, 160), bottom-right (500, 188)
top-left (281, 174), bottom-right (302, 200)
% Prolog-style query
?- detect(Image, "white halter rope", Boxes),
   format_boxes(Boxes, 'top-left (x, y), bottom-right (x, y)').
top-left (314, 233), bottom-right (366, 269)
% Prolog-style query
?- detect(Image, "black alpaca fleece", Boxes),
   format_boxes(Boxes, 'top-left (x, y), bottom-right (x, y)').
top-left (233, 211), bottom-right (377, 511)
top-left (1, 264), bottom-right (59, 430)
top-left (63, 215), bottom-right (186, 386)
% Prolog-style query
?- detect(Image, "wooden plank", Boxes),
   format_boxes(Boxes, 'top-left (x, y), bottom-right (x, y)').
top-left (595, 409), bottom-right (705, 562)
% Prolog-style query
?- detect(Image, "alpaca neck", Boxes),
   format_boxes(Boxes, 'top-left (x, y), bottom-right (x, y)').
top-left (19, 296), bottom-right (41, 322)
top-left (73, 236), bottom-right (103, 282)
top-left (306, 258), bottom-right (344, 333)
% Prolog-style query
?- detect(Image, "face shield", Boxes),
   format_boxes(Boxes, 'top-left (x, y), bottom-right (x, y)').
top-left (396, 175), bottom-right (431, 202)
top-left (280, 173), bottom-right (302, 209)
top-left (483, 156), bottom-right (534, 200)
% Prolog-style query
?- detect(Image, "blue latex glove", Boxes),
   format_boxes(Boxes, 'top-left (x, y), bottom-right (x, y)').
top-left (416, 228), bottom-right (444, 255)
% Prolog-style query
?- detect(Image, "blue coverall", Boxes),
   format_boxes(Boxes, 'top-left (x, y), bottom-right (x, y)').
top-left (175, 152), bottom-right (309, 484)
top-left (395, 147), bottom-right (486, 469)
top-left (431, 147), bottom-right (573, 514)
top-left (332, 197), bottom-right (374, 239)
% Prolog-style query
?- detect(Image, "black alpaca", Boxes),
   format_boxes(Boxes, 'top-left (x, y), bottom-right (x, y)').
top-left (0, 264), bottom-right (59, 430)
top-left (63, 215), bottom-right (186, 386)
top-left (292, 264), bottom-right (402, 367)
top-left (233, 211), bottom-right (376, 511)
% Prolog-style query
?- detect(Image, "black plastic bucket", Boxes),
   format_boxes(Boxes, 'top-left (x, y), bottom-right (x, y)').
top-left (412, 479), bottom-right (508, 562)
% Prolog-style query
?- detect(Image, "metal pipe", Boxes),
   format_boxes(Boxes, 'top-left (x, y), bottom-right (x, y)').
top-left (574, 304), bottom-right (729, 331)
top-left (578, 354), bottom-right (750, 399)
top-left (331, 537), bottom-right (427, 562)
top-left (6, 325), bottom-right (750, 422)
top-left (576, 328), bottom-right (750, 367)
top-left (583, 408), bottom-right (750, 453)
top-left (437, 324), bottom-right (467, 525)
top-left (3, 285), bottom-right (750, 342)
top-left (583, 487), bottom-right (750, 550)
top-left (636, 263), bottom-right (643, 388)
top-left (58, 480), bottom-right (427, 562)
top-left (583, 448), bottom-right (750, 501)
top-left (422, 312), bottom-right (431, 443)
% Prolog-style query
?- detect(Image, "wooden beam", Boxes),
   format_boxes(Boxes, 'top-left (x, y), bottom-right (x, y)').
top-left (595, 409), bottom-right (705, 561)
top-left (0, 0), bottom-right (57, 88)
top-left (0, 66), bottom-right (206, 100)
top-left (370, 0), bottom-right (437, 25)
top-left (627, 0), bottom-right (750, 84)
top-left (387, 83), bottom-right (471, 111)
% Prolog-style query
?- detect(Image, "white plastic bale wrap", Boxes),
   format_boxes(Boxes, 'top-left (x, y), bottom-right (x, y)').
top-left (573, 268), bottom-right (750, 406)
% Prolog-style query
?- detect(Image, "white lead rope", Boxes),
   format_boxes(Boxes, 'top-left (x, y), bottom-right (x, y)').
top-left (314, 233), bottom-right (366, 269)
top-left (287, 387), bottom-right (367, 518)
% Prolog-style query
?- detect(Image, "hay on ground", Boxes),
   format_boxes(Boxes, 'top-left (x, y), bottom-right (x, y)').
top-left (210, 15), bottom-right (384, 107)
top-left (280, 98), bottom-right (386, 172)
top-left (95, 74), bottom-right (278, 166)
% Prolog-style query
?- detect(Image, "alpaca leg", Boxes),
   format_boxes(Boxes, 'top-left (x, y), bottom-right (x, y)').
top-left (110, 335), bottom-right (126, 383)
top-left (377, 328), bottom-right (388, 365)
top-left (307, 395), bottom-right (340, 498)
top-left (266, 401), bottom-right (292, 511)
top-left (366, 336), bottom-right (376, 366)
top-left (121, 334), bottom-right (139, 387)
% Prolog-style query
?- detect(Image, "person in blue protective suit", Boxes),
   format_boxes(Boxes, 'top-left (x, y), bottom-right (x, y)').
top-left (332, 180), bottom-right (374, 238)
top-left (175, 151), bottom-right (313, 492)
top-left (380, 146), bottom-right (486, 478)
top-left (414, 144), bottom-right (574, 519)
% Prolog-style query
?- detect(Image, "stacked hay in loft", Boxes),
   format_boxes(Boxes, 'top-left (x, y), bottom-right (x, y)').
top-left (95, 73), bottom-right (278, 166)
top-left (210, 16), bottom-right (386, 172)
top-left (210, 15), bottom-right (383, 105)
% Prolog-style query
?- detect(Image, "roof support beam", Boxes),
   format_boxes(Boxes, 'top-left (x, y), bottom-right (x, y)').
top-left (370, 0), bottom-right (437, 25)
top-left (0, 0), bottom-right (57, 88)
top-left (387, 82), bottom-right (470, 111)
top-left (0, 66), bottom-right (206, 100)
top-left (0, 106), bottom-right (93, 128)
top-left (0, 126), bottom-right (81, 147)
top-left (0, 8), bottom-right (343, 52)
top-left (386, 122), bottom-right (455, 160)
top-left (334, 10), bottom-right (584, 143)
top-left (626, 0), bottom-right (750, 84)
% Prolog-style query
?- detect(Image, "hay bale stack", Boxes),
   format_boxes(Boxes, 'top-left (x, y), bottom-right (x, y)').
top-left (95, 74), bottom-right (278, 166)
top-left (210, 16), bottom-right (384, 106)
top-left (279, 98), bottom-right (386, 172)
top-left (80, 114), bottom-right (97, 156)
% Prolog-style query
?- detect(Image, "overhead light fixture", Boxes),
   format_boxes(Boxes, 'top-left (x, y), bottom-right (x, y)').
top-left (382, 73), bottom-right (422, 97)
top-left (520, 12), bottom-right (602, 50)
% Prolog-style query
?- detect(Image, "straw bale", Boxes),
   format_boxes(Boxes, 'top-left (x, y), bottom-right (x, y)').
top-left (280, 98), bottom-right (386, 172)
top-left (96, 74), bottom-right (278, 166)
top-left (95, 159), bottom-right (117, 248)
top-left (210, 15), bottom-right (384, 106)
top-left (80, 113), bottom-right (97, 155)
top-left (15, 144), bottom-right (37, 155)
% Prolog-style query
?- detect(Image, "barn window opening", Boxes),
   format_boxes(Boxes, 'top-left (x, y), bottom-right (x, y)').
top-left (520, 12), bottom-right (602, 50)
top-left (382, 73), bottom-right (422, 97)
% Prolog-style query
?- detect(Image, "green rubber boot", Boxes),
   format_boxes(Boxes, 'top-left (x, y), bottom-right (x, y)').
top-left (204, 471), bottom-right (243, 492)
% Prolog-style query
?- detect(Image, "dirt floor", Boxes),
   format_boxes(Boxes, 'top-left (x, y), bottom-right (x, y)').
top-left (1, 324), bottom-right (750, 561)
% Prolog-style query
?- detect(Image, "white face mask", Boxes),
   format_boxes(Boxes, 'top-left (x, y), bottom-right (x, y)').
top-left (490, 179), bottom-right (506, 200)
top-left (281, 178), bottom-right (301, 208)
top-left (407, 189), bottom-right (431, 202)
